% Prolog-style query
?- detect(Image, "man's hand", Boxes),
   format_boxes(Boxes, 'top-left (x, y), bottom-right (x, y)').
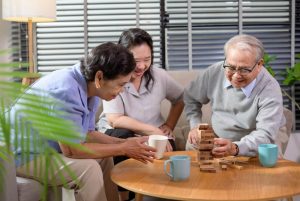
top-left (122, 136), bottom-right (156, 164)
top-left (212, 138), bottom-right (238, 156)
top-left (187, 127), bottom-right (199, 145)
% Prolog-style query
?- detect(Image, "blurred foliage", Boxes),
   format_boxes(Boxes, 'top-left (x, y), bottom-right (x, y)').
top-left (264, 53), bottom-right (300, 111)
top-left (0, 50), bottom-right (87, 201)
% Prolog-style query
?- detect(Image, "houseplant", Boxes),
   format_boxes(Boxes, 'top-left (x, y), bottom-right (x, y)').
top-left (264, 53), bottom-right (300, 111)
top-left (0, 49), bottom-right (84, 201)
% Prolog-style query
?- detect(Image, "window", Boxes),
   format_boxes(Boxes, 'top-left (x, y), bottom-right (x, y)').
top-left (295, 0), bottom-right (300, 129)
top-left (11, 22), bottom-right (28, 82)
top-left (12, 0), bottom-right (300, 129)
top-left (36, 0), bottom-right (161, 73)
top-left (164, 0), bottom-right (300, 129)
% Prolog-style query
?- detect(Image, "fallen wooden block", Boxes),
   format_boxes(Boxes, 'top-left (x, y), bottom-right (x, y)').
top-left (221, 164), bottom-right (227, 170)
top-left (199, 160), bottom-right (214, 165)
top-left (200, 164), bottom-right (217, 173)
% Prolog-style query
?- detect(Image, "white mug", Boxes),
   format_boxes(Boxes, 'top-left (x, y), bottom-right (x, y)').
top-left (148, 135), bottom-right (168, 159)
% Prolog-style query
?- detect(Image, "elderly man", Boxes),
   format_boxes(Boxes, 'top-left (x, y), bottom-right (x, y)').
top-left (184, 34), bottom-right (286, 157)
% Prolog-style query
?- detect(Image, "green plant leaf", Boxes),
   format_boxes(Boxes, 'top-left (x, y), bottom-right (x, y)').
top-left (0, 53), bottom-right (88, 200)
top-left (263, 53), bottom-right (277, 77)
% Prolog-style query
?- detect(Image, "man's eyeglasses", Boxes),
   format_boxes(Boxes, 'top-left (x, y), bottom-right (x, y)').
top-left (223, 59), bottom-right (258, 75)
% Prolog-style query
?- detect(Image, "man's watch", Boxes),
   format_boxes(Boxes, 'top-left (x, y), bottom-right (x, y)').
top-left (232, 143), bottom-right (239, 156)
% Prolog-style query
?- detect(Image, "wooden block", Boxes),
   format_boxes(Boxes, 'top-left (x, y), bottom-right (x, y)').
top-left (197, 151), bottom-right (212, 161)
top-left (199, 151), bottom-right (212, 156)
top-left (199, 143), bottom-right (214, 150)
top-left (219, 161), bottom-right (243, 170)
top-left (198, 123), bottom-right (210, 130)
top-left (198, 130), bottom-right (214, 134)
top-left (228, 164), bottom-right (243, 170)
top-left (199, 139), bottom-right (214, 144)
top-left (221, 164), bottom-right (227, 170)
top-left (199, 132), bottom-right (216, 139)
top-left (200, 165), bottom-right (217, 173)
top-left (199, 160), bottom-right (214, 165)
top-left (199, 156), bottom-right (213, 160)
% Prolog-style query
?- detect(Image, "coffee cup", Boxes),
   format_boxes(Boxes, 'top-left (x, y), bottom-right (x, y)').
top-left (164, 155), bottom-right (190, 181)
top-left (148, 135), bottom-right (168, 159)
top-left (258, 144), bottom-right (278, 167)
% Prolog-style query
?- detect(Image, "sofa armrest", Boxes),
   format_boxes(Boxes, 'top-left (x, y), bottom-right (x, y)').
top-left (0, 156), bottom-right (18, 201)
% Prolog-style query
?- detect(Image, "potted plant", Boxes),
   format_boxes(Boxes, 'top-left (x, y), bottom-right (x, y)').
top-left (0, 49), bottom-right (83, 201)
top-left (264, 53), bottom-right (300, 111)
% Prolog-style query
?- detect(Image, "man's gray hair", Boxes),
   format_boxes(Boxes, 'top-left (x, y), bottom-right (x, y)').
top-left (224, 34), bottom-right (264, 62)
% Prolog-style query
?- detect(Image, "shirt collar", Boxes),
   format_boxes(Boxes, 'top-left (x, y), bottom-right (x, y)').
top-left (125, 77), bottom-right (152, 96)
top-left (223, 77), bottom-right (257, 98)
top-left (74, 63), bottom-right (97, 110)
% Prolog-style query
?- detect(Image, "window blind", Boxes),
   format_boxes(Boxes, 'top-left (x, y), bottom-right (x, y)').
top-left (165, 0), bottom-right (299, 128)
top-left (36, 0), bottom-right (161, 73)
top-left (36, 0), bottom-right (85, 73)
top-left (11, 22), bottom-right (28, 81)
top-left (165, 0), bottom-right (291, 71)
top-left (294, 0), bottom-right (300, 129)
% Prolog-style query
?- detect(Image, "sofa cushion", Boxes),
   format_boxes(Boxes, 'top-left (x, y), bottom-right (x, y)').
top-left (17, 177), bottom-right (41, 201)
top-left (95, 70), bottom-right (212, 151)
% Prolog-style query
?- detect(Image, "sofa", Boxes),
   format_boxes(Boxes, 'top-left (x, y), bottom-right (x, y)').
top-left (1, 70), bottom-right (293, 201)
top-left (0, 153), bottom-right (62, 201)
top-left (96, 70), bottom-right (293, 152)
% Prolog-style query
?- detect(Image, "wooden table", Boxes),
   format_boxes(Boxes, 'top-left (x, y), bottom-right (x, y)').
top-left (111, 151), bottom-right (300, 201)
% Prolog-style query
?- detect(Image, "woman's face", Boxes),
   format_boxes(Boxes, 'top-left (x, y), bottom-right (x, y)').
top-left (93, 72), bottom-right (132, 101)
top-left (130, 43), bottom-right (152, 80)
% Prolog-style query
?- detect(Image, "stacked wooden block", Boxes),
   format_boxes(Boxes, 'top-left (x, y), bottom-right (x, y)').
top-left (196, 124), bottom-right (246, 172)
top-left (196, 124), bottom-right (218, 173)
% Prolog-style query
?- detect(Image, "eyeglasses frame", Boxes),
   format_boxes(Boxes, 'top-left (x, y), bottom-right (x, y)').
top-left (223, 58), bottom-right (259, 75)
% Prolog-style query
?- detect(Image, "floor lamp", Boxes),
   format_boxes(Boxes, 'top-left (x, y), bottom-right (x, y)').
top-left (2, 0), bottom-right (56, 85)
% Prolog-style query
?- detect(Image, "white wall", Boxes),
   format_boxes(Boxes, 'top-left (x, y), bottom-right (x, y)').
top-left (0, 0), bottom-right (12, 63)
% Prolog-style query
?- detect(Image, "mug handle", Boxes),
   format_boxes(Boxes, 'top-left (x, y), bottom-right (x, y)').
top-left (164, 160), bottom-right (173, 179)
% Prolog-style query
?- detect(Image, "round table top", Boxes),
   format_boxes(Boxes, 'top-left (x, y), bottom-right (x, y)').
top-left (111, 151), bottom-right (300, 201)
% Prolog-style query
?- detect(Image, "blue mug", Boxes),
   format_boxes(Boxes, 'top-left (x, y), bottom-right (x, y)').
top-left (258, 144), bottom-right (278, 167)
top-left (164, 155), bottom-right (190, 181)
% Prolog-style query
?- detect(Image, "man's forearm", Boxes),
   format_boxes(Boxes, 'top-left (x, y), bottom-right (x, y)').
top-left (59, 141), bottom-right (125, 159)
top-left (86, 130), bottom-right (125, 144)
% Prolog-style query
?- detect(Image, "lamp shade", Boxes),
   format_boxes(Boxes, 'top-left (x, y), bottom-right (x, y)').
top-left (2, 0), bottom-right (56, 22)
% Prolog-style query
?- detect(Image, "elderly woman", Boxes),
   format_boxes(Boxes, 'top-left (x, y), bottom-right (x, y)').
top-left (11, 42), bottom-right (155, 201)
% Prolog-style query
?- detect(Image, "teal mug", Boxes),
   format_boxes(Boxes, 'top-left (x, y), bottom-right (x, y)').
top-left (164, 155), bottom-right (190, 181)
top-left (258, 144), bottom-right (278, 167)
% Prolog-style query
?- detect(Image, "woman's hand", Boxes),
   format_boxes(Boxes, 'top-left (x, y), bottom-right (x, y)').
top-left (159, 124), bottom-right (175, 139)
top-left (187, 127), bottom-right (199, 145)
top-left (159, 124), bottom-right (174, 152)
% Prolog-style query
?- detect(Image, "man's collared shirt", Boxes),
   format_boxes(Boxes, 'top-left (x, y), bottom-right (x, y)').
top-left (224, 77), bottom-right (257, 98)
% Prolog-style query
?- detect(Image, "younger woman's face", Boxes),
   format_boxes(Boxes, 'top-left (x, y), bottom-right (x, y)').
top-left (130, 43), bottom-right (152, 80)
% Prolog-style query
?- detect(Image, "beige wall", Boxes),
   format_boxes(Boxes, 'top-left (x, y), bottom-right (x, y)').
top-left (0, 0), bottom-right (12, 63)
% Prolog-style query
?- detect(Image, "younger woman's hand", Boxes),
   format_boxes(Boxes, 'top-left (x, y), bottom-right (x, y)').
top-left (159, 124), bottom-right (175, 139)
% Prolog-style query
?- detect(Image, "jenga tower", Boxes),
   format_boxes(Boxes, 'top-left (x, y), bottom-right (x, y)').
top-left (196, 123), bottom-right (217, 172)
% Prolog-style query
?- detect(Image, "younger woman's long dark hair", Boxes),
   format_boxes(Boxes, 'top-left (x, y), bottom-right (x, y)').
top-left (118, 28), bottom-right (154, 91)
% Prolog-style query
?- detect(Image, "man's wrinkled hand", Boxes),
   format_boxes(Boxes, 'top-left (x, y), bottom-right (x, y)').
top-left (212, 138), bottom-right (236, 156)
top-left (123, 136), bottom-right (156, 163)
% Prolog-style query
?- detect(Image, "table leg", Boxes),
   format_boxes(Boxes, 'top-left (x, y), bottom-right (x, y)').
top-left (287, 197), bottom-right (293, 201)
top-left (135, 193), bottom-right (144, 201)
